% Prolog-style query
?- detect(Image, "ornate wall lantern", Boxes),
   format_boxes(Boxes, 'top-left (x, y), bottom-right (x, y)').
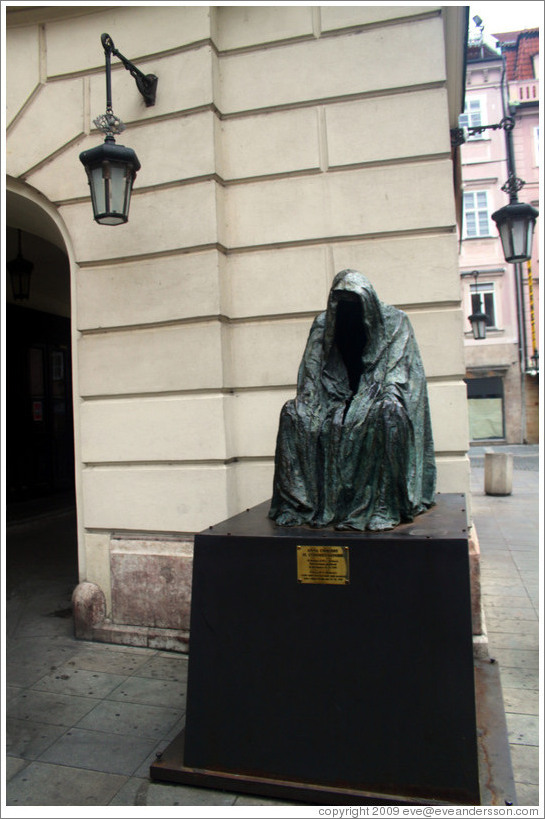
top-left (467, 271), bottom-right (488, 340)
top-left (468, 310), bottom-right (488, 341)
top-left (7, 229), bottom-right (34, 300)
top-left (491, 198), bottom-right (539, 265)
top-left (79, 34), bottom-right (157, 225)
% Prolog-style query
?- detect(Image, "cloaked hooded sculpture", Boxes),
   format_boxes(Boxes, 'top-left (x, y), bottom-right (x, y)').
top-left (269, 270), bottom-right (436, 531)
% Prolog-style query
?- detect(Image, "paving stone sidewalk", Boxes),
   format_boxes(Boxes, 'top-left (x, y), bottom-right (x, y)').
top-left (3, 511), bottom-right (296, 810)
top-left (470, 460), bottom-right (540, 807)
top-left (3, 452), bottom-right (540, 809)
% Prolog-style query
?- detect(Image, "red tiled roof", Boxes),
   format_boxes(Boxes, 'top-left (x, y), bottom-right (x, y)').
top-left (466, 40), bottom-right (503, 62)
top-left (494, 29), bottom-right (539, 81)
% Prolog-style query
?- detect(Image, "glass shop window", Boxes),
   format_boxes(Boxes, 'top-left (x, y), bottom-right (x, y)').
top-left (463, 190), bottom-right (492, 238)
top-left (466, 376), bottom-right (504, 440)
top-left (470, 281), bottom-right (497, 327)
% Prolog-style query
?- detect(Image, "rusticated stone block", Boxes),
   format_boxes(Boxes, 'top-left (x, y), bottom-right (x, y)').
top-left (110, 539), bottom-right (193, 631)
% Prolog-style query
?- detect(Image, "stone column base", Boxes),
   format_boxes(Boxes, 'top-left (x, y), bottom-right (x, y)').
top-left (72, 580), bottom-right (190, 652)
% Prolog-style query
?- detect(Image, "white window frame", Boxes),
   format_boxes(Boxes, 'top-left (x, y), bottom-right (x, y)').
top-left (534, 126), bottom-right (540, 166)
top-left (459, 96), bottom-right (489, 140)
top-left (470, 281), bottom-right (498, 329)
top-left (463, 190), bottom-right (493, 238)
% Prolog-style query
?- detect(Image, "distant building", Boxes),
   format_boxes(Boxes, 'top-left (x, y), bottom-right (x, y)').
top-left (459, 24), bottom-right (539, 444)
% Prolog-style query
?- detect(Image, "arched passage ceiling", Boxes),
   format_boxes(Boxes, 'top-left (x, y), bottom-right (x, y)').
top-left (5, 183), bottom-right (71, 315)
top-left (6, 187), bottom-right (66, 252)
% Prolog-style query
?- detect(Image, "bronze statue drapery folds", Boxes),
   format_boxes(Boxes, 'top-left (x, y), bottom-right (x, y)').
top-left (269, 270), bottom-right (436, 531)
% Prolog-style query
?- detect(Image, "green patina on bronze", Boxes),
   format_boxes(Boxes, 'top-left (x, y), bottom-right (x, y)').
top-left (269, 269), bottom-right (436, 531)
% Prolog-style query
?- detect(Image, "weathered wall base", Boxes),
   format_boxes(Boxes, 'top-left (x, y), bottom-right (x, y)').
top-left (86, 620), bottom-right (189, 653)
top-left (73, 523), bottom-right (486, 657)
top-left (73, 536), bottom-right (194, 652)
top-left (72, 586), bottom-right (191, 653)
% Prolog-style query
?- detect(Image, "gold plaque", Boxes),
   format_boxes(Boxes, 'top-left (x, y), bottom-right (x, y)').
top-left (297, 545), bottom-right (349, 585)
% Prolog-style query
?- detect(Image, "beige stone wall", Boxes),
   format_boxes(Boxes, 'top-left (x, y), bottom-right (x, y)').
top-left (6, 6), bottom-right (470, 641)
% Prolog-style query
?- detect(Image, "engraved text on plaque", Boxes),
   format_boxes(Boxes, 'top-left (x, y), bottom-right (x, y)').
top-left (297, 545), bottom-right (349, 585)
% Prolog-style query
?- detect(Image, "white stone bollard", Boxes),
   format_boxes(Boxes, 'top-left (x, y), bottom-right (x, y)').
top-left (484, 452), bottom-right (513, 496)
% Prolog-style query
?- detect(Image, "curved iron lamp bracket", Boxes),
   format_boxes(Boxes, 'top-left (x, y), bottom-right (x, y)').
top-left (101, 33), bottom-right (158, 107)
top-left (450, 115), bottom-right (515, 148)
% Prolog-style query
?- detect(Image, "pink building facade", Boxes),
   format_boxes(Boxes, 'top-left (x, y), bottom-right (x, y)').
top-left (459, 27), bottom-right (540, 444)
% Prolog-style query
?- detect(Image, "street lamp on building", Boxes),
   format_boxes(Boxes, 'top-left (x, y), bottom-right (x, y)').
top-left (79, 34), bottom-right (157, 225)
top-left (451, 116), bottom-right (539, 264)
top-left (491, 191), bottom-right (539, 265)
top-left (467, 271), bottom-right (488, 340)
top-left (468, 310), bottom-right (488, 341)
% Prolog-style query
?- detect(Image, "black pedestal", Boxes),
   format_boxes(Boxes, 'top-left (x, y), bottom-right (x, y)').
top-left (151, 494), bottom-right (481, 805)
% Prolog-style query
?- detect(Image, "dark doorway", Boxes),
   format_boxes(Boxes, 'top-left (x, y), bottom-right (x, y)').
top-left (5, 202), bottom-right (78, 668)
top-left (6, 304), bottom-right (75, 502)
top-left (5, 212), bottom-right (76, 528)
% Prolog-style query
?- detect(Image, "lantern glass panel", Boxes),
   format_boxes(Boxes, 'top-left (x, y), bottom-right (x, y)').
top-left (109, 164), bottom-right (130, 216)
top-left (509, 217), bottom-right (526, 261)
top-left (90, 165), bottom-right (106, 215)
top-left (474, 317), bottom-right (487, 340)
top-left (525, 220), bottom-right (535, 258)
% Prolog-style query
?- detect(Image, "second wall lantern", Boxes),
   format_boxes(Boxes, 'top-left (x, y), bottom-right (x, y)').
top-left (491, 200), bottom-right (539, 265)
